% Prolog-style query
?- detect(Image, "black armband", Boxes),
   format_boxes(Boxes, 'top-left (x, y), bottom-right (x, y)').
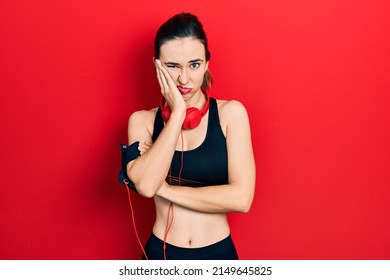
top-left (118, 141), bottom-right (140, 193)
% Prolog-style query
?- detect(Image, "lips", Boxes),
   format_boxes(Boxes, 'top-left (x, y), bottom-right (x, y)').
top-left (177, 85), bottom-right (192, 95)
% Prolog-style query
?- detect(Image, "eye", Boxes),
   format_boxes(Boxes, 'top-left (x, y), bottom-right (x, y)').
top-left (190, 62), bottom-right (201, 69)
top-left (166, 64), bottom-right (180, 69)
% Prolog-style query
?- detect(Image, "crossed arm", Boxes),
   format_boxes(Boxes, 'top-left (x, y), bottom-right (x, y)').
top-left (128, 100), bottom-right (255, 214)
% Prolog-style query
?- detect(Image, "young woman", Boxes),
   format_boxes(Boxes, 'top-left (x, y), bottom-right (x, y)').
top-left (120, 12), bottom-right (255, 260)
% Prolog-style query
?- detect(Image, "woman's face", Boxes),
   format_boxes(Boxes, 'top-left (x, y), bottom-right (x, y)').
top-left (159, 36), bottom-right (209, 100)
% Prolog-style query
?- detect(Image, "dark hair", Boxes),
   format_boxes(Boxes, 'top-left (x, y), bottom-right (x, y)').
top-left (154, 13), bottom-right (213, 89)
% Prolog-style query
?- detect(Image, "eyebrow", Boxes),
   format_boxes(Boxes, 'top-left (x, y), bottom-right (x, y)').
top-left (163, 59), bottom-right (204, 66)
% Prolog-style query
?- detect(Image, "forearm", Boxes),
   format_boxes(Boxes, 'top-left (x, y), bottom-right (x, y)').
top-left (127, 111), bottom-right (184, 197)
top-left (157, 182), bottom-right (253, 214)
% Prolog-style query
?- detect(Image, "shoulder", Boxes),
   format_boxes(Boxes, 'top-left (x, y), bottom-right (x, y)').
top-left (216, 99), bottom-right (248, 122)
top-left (217, 99), bottom-right (247, 113)
top-left (128, 107), bottom-right (158, 123)
top-left (215, 99), bottom-right (249, 135)
top-left (128, 107), bottom-right (159, 135)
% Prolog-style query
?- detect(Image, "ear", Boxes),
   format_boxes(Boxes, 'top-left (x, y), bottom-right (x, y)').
top-left (205, 60), bottom-right (209, 72)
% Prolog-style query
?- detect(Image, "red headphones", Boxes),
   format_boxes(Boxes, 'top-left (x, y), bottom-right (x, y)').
top-left (160, 91), bottom-right (210, 129)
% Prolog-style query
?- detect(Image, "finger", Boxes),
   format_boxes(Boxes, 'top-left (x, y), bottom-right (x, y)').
top-left (159, 68), bottom-right (169, 94)
top-left (139, 143), bottom-right (150, 150)
top-left (154, 60), bottom-right (166, 93)
top-left (156, 60), bottom-right (169, 93)
top-left (138, 144), bottom-right (147, 151)
top-left (143, 140), bottom-right (152, 145)
top-left (155, 59), bottom-right (169, 95)
top-left (142, 144), bottom-right (151, 151)
top-left (138, 144), bottom-right (151, 155)
top-left (138, 146), bottom-right (146, 155)
top-left (158, 60), bottom-right (177, 89)
top-left (139, 141), bottom-right (152, 150)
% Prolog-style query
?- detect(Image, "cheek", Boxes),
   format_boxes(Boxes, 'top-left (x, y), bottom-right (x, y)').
top-left (166, 69), bottom-right (180, 81)
top-left (193, 70), bottom-right (206, 83)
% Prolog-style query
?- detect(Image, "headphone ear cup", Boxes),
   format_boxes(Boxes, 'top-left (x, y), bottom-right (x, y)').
top-left (161, 105), bottom-right (171, 123)
top-left (183, 107), bottom-right (202, 129)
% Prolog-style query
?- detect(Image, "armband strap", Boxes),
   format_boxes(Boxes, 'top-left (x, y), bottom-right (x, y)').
top-left (118, 141), bottom-right (140, 193)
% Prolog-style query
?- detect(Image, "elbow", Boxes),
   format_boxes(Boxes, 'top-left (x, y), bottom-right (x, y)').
top-left (138, 191), bottom-right (153, 198)
top-left (127, 171), bottom-right (155, 198)
top-left (237, 179), bottom-right (255, 213)
top-left (235, 189), bottom-right (254, 214)
top-left (237, 197), bottom-right (252, 213)
top-left (135, 184), bottom-right (156, 198)
top-left (128, 176), bottom-right (156, 198)
top-left (128, 173), bottom-right (159, 198)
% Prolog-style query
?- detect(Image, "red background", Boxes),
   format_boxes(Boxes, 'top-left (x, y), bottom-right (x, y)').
top-left (1, 0), bottom-right (389, 259)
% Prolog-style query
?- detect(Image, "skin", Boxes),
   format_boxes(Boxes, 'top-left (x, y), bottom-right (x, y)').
top-left (127, 37), bottom-right (256, 248)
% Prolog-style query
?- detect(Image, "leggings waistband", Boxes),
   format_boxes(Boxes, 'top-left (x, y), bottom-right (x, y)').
top-left (143, 233), bottom-right (238, 260)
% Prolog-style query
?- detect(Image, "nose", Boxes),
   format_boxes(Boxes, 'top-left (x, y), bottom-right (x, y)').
top-left (178, 68), bottom-right (189, 85)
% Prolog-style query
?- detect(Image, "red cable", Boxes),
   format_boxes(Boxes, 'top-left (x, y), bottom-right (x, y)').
top-left (125, 132), bottom-right (185, 260)
top-left (163, 131), bottom-right (185, 260)
top-left (178, 131), bottom-right (184, 186)
top-left (163, 202), bottom-right (174, 260)
top-left (163, 167), bottom-right (174, 260)
top-left (124, 180), bottom-right (148, 260)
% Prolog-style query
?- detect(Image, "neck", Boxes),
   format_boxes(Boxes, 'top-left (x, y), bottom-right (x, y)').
top-left (185, 89), bottom-right (207, 109)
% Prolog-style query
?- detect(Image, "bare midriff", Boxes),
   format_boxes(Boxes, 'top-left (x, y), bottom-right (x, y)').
top-left (153, 196), bottom-right (230, 248)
